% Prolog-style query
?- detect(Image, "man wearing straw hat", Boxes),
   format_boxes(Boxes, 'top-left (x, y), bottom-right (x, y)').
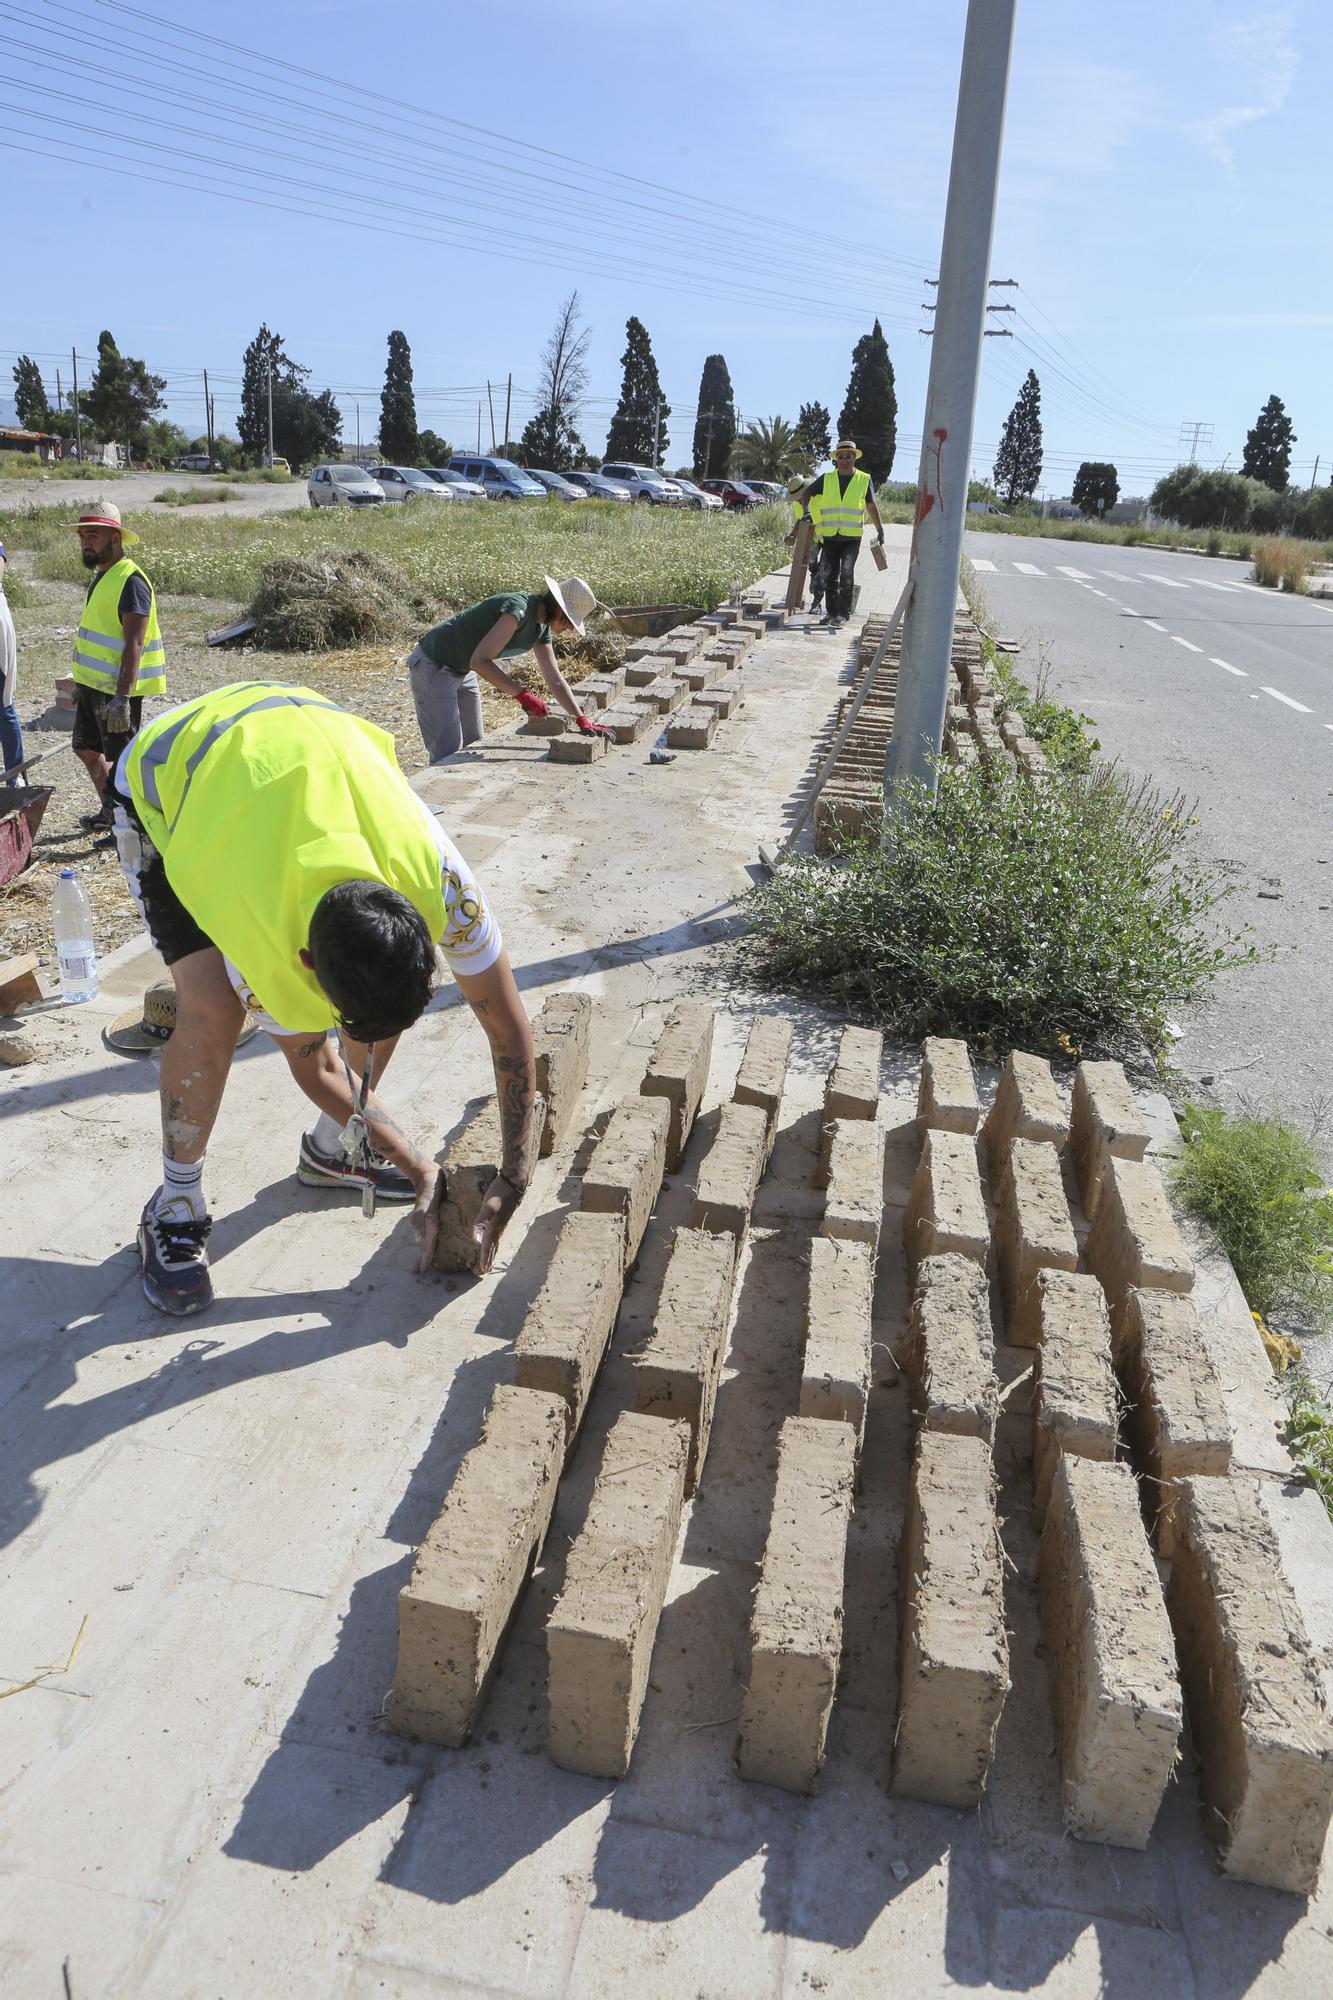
top-left (64, 502), bottom-right (167, 841)
top-left (108, 679), bottom-right (536, 1317)
top-left (407, 574), bottom-right (613, 761)
top-left (792, 440), bottom-right (886, 627)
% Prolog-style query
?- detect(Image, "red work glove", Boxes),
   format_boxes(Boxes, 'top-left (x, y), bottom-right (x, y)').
top-left (576, 713), bottom-right (612, 739)
top-left (515, 688), bottom-right (548, 719)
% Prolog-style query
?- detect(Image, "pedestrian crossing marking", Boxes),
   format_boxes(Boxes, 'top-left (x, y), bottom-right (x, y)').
top-left (1138, 572), bottom-right (1189, 587)
top-left (1012, 562), bottom-right (1045, 575)
top-left (971, 559), bottom-right (997, 571)
top-left (1055, 566), bottom-right (1094, 579)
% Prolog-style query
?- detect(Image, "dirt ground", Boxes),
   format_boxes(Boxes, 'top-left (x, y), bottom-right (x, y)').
top-left (0, 468), bottom-right (308, 522)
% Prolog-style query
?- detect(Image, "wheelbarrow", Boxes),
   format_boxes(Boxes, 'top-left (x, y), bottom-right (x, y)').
top-left (0, 783), bottom-right (55, 887)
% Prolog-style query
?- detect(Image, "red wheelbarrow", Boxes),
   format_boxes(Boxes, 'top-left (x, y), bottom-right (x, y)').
top-left (0, 783), bottom-right (55, 887)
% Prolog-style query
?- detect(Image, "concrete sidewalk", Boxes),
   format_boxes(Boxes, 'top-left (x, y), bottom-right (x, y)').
top-left (3, 527), bottom-right (1331, 1998)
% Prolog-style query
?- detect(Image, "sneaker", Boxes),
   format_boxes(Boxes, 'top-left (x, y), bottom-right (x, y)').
top-left (296, 1131), bottom-right (416, 1202)
top-left (138, 1196), bottom-right (213, 1316)
top-left (81, 804), bottom-right (113, 831)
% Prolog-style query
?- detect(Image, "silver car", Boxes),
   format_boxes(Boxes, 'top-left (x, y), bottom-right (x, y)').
top-left (600, 462), bottom-right (686, 505)
top-left (370, 464), bottom-right (455, 503)
top-left (528, 469), bottom-right (588, 501)
top-left (666, 476), bottom-right (723, 511)
top-left (307, 463), bottom-right (385, 508)
top-left (419, 467), bottom-right (486, 499)
top-left (563, 470), bottom-right (632, 502)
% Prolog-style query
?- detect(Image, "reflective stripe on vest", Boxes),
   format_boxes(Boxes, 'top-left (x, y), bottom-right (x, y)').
top-left (814, 468), bottom-right (870, 539)
top-left (71, 557), bottom-right (168, 696)
top-left (125, 681), bottom-right (449, 1033)
top-left (791, 495), bottom-right (823, 527)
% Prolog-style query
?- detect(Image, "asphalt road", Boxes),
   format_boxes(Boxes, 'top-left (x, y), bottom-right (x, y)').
top-left (963, 531), bottom-right (1333, 1154)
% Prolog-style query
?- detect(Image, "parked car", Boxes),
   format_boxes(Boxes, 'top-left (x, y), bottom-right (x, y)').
top-left (447, 454), bottom-right (546, 500)
top-left (700, 478), bottom-right (765, 510)
top-left (746, 480), bottom-right (788, 503)
top-left (307, 463), bottom-right (386, 508)
top-left (176, 452), bottom-right (219, 473)
top-left (600, 462), bottom-right (685, 505)
top-left (667, 476), bottom-right (723, 511)
top-left (562, 470), bottom-right (632, 502)
top-left (370, 464), bottom-right (456, 503)
top-left (527, 468), bottom-right (588, 501)
top-left (418, 467), bottom-right (486, 499)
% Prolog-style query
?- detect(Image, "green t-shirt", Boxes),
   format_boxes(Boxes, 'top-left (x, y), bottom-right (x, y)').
top-left (417, 592), bottom-right (551, 679)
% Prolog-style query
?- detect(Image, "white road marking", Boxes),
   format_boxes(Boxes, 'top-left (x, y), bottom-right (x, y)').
top-left (971, 559), bottom-right (997, 571)
top-left (1171, 637), bottom-right (1203, 653)
top-left (1012, 562), bottom-right (1045, 575)
top-left (1190, 577), bottom-right (1243, 593)
top-left (1088, 588), bottom-right (1109, 597)
top-left (1145, 620), bottom-right (1168, 632)
top-left (1098, 569), bottom-right (1135, 579)
top-left (1261, 686), bottom-right (1313, 713)
top-left (1326, 723), bottom-right (1333, 733)
top-left (1209, 657), bottom-right (1247, 676)
top-left (1056, 566), bottom-right (1094, 579)
top-left (1139, 572), bottom-right (1190, 588)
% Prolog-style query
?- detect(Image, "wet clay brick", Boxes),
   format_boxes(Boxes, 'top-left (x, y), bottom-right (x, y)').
top-left (390, 1384), bottom-right (566, 1746)
top-left (994, 1139), bottom-right (1079, 1345)
top-left (513, 1210), bottom-right (627, 1441)
top-left (1032, 1271), bottom-right (1118, 1523)
top-left (693, 1100), bottom-right (770, 1240)
top-left (893, 1430), bottom-right (1008, 1809)
top-left (1069, 1060), bottom-right (1153, 1222)
top-left (532, 991), bottom-right (591, 1158)
top-left (680, 661), bottom-right (722, 693)
top-left (634, 676), bottom-right (689, 715)
top-left (546, 1410), bottom-right (690, 1778)
top-left (1168, 1475), bottom-right (1333, 1892)
top-left (1116, 1289), bottom-right (1231, 1542)
top-left (548, 731), bottom-right (607, 765)
top-left (633, 1226), bottom-right (737, 1494)
top-left (820, 1119), bottom-right (886, 1253)
top-left (903, 1127), bottom-right (989, 1274)
top-left (640, 1002), bottom-right (715, 1171)
top-left (666, 705), bottom-right (719, 750)
top-left (733, 1014), bottom-right (794, 1164)
top-left (908, 1252), bottom-right (997, 1444)
top-left (433, 1093), bottom-right (547, 1272)
top-left (737, 1417), bottom-right (857, 1794)
top-left (581, 1095), bottom-right (671, 1269)
top-left (983, 1051), bottom-right (1069, 1177)
top-left (573, 677), bottom-right (618, 711)
top-left (800, 1237), bottom-right (875, 1452)
top-left (601, 704), bottom-right (657, 745)
top-left (624, 659), bottom-right (663, 685)
top-left (696, 683), bottom-right (741, 719)
top-left (624, 639), bottom-right (665, 664)
top-left (523, 711), bottom-right (567, 736)
top-left (1040, 1456), bottom-right (1181, 1849)
top-left (1085, 1154), bottom-right (1194, 1317)
top-left (916, 1036), bottom-right (981, 1138)
top-left (655, 633), bottom-right (702, 666)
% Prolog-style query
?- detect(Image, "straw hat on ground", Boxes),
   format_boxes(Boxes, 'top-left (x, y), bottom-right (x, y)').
top-left (543, 574), bottom-right (600, 636)
top-left (64, 502), bottom-right (140, 546)
top-left (106, 979), bottom-right (258, 1056)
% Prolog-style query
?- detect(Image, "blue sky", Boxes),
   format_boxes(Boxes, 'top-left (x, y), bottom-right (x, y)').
top-left (5, 0), bottom-right (1329, 495)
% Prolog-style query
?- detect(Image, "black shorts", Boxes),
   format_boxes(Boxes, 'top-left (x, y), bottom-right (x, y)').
top-left (107, 775), bottom-right (215, 966)
top-left (71, 683), bottom-right (143, 758)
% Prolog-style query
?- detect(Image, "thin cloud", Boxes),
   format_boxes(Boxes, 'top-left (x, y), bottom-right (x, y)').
top-left (1190, 13), bottom-right (1299, 169)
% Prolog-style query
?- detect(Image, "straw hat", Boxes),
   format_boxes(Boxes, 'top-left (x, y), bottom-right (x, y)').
top-left (833, 440), bottom-right (863, 459)
top-left (64, 501), bottom-right (139, 546)
top-left (105, 978), bottom-right (258, 1056)
top-left (543, 574), bottom-right (599, 636)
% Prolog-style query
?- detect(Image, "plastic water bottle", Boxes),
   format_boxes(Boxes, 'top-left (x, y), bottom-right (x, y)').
top-left (53, 867), bottom-right (99, 1002)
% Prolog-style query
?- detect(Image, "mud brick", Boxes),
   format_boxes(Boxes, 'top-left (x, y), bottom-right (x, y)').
top-left (390, 1384), bottom-right (566, 1746)
top-left (1069, 1059), bottom-right (1153, 1222)
top-left (634, 676), bottom-right (689, 715)
top-left (993, 1139), bottom-right (1079, 1345)
top-left (737, 1417), bottom-right (857, 1794)
top-left (514, 1210), bottom-right (626, 1441)
top-left (815, 1026), bottom-right (883, 1185)
top-left (800, 1237), bottom-right (875, 1452)
top-left (696, 683), bottom-right (741, 719)
top-left (983, 1051), bottom-right (1069, 1176)
top-left (701, 606), bottom-right (737, 628)
top-left (640, 1002), bottom-right (715, 1171)
top-left (522, 711), bottom-right (567, 736)
top-left (893, 1430), bottom-right (1008, 1809)
top-left (433, 1093), bottom-right (547, 1272)
top-left (532, 991), bottom-right (592, 1157)
top-left (573, 676), bottom-right (619, 710)
top-left (693, 1100), bottom-right (769, 1240)
top-left (546, 1411), bottom-right (690, 1779)
top-left (624, 659), bottom-right (663, 686)
top-left (548, 731), bottom-right (607, 765)
top-left (916, 1036), bottom-right (981, 1138)
top-left (814, 791), bottom-right (882, 855)
top-left (732, 619), bottom-right (765, 640)
top-left (903, 1127), bottom-right (989, 1274)
top-left (908, 1252), bottom-right (997, 1444)
top-left (624, 638), bottom-right (665, 663)
top-left (581, 1095), bottom-right (670, 1269)
top-left (1032, 1271), bottom-right (1118, 1522)
top-left (1168, 1475), bottom-right (1333, 1892)
top-left (1116, 1289), bottom-right (1231, 1543)
top-left (1040, 1456), bottom-right (1181, 1849)
top-left (998, 711), bottom-right (1024, 751)
top-left (666, 705), bottom-right (718, 750)
top-left (633, 1227), bottom-right (737, 1494)
top-left (732, 1014), bottom-right (793, 1161)
top-left (599, 703), bottom-right (657, 745)
top-left (680, 660), bottom-right (722, 693)
top-left (1084, 1154), bottom-right (1194, 1316)
top-left (820, 1119), bottom-right (885, 1252)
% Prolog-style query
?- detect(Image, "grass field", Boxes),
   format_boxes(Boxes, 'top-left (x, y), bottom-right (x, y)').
top-left (875, 489), bottom-right (1333, 565)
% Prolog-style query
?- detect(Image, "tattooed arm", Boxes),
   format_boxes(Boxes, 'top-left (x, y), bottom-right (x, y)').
top-left (451, 949), bottom-right (537, 1274)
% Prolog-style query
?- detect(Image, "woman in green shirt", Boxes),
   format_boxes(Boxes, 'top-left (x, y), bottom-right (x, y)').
top-left (407, 574), bottom-right (612, 762)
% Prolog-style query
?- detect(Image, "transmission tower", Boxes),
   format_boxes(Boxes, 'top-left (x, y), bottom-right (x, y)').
top-left (1178, 420), bottom-right (1214, 464)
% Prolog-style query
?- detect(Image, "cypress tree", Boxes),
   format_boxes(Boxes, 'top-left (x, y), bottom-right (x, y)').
top-left (604, 317), bottom-right (670, 466)
top-left (12, 355), bottom-right (51, 430)
top-left (837, 321), bottom-right (897, 483)
top-left (379, 330), bottom-right (420, 464)
top-left (993, 369), bottom-right (1044, 506)
top-left (796, 400), bottom-right (832, 461)
top-left (692, 355), bottom-right (736, 477)
top-left (1241, 394), bottom-right (1295, 492)
top-left (84, 329), bottom-right (166, 460)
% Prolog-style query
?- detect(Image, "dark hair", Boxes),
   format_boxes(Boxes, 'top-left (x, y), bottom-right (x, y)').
top-left (308, 880), bottom-right (436, 1043)
top-left (539, 590), bottom-right (564, 624)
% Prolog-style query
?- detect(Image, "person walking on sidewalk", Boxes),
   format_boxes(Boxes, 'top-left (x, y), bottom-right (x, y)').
top-left (794, 440), bottom-right (885, 626)
top-left (109, 679), bottom-right (537, 1317)
top-left (65, 502), bottom-right (166, 843)
top-left (407, 575), bottom-right (613, 762)
top-left (0, 542), bottom-right (27, 783)
top-left (784, 479), bottom-right (824, 615)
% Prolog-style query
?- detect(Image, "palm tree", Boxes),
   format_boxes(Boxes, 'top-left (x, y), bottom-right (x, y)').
top-left (731, 415), bottom-right (813, 483)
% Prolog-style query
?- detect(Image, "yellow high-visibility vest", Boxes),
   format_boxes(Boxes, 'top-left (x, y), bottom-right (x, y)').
top-left (126, 681), bottom-right (448, 1031)
top-left (814, 468), bottom-right (870, 539)
top-left (72, 557), bottom-right (167, 696)
top-left (792, 493), bottom-right (824, 528)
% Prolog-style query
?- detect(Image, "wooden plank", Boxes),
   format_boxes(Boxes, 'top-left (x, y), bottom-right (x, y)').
top-left (785, 517), bottom-right (815, 613)
top-left (0, 952), bottom-right (43, 1013)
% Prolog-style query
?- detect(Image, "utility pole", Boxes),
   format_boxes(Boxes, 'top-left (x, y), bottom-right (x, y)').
top-left (700, 407), bottom-right (719, 478)
top-left (883, 0), bottom-right (1017, 818)
top-left (477, 402), bottom-right (482, 453)
top-left (653, 397), bottom-right (661, 469)
top-left (266, 359), bottom-right (274, 468)
top-left (355, 399), bottom-right (361, 456)
top-left (1310, 455), bottom-right (1320, 489)
top-left (204, 367), bottom-right (215, 466)
top-left (56, 367), bottom-right (63, 412)
top-left (487, 381), bottom-right (497, 452)
top-left (71, 346), bottom-right (82, 463)
top-left (504, 373), bottom-right (512, 457)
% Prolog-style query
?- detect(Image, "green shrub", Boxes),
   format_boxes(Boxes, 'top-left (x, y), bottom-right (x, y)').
top-left (1283, 1376), bottom-right (1333, 1519)
top-left (988, 641), bottom-right (1099, 774)
top-left (1205, 531), bottom-right (1222, 557)
top-left (0, 453), bottom-right (123, 481)
top-left (1170, 1105), bottom-right (1333, 1330)
top-left (152, 486), bottom-right (235, 506)
top-left (1, 566), bottom-right (34, 607)
top-left (744, 761), bottom-right (1255, 1053)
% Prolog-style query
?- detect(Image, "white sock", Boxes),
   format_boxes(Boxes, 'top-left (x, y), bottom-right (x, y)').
top-left (159, 1153), bottom-right (207, 1221)
top-left (310, 1111), bottom-right (346, 1155)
